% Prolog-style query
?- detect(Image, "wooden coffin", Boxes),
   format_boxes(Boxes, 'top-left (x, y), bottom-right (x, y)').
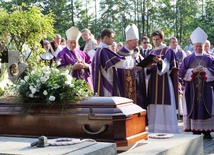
top-left (0, 96), bottom-right (148, 147)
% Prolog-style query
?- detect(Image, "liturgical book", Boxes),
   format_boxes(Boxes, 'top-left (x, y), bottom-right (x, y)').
top-left (137, 54), bottom-right (157, 68)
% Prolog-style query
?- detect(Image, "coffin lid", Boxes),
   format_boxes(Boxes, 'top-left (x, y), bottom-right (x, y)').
top-left (0, 96), bottom-right (146, 117)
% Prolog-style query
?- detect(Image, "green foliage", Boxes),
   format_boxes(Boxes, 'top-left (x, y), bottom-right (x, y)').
top-left (200, 0), bottom-right (214, 43)
top-left (73, 0), bottom-right (96, 46)
top-left (0, 4), bottom-right (55, 64)
top-left (0, 8), bottom-right (10, 48)
top-left (37, 0), bottom-right (71, 36)
top-left (1, 0), bottom-right (214, 48)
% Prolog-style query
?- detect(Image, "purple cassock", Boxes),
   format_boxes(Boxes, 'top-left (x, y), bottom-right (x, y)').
top-left (179, 53), bottom-right (214, 120)
top-left (146, 46), bottom-right (179, 133)
top-left (148, 47), bottom-right (179, 106)
top-left (92, 47), bottom-right (125, 96)
top-left (56, 47), bottom-right (93, 89)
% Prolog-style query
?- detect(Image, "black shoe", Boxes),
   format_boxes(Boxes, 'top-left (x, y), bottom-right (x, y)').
top-left (204, 133), bottom-right (212, 139)
top-left (193, 132), bottom-right (201, 135)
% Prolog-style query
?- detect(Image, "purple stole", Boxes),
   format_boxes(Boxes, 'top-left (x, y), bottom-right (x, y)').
top-left (148, 47), bottom-right (179, 107)
top-left (92, 47), bottom-right (125, 96)
top-left (179, 53), bottom-right (214, 119)
top-left (117, 47), bottom-right (137, 103)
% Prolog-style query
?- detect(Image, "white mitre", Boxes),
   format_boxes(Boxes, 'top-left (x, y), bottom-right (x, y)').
top-left (125, 24), bottom-right (139, 41)
top-left (190, 27), bottom-right (208, 44)
top-left (66, 26), bottom-right (81, 41)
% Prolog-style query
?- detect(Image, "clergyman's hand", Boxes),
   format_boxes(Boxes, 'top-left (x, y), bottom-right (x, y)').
top-left (72, 62), bottom-right (85, 70)
top-left (131, 52), bottom-right (138, 59)
top-left (193, 66), bottom-right (204, 73)
top-left (152, 56), bottom-right (161, 63)
top-left (146, 64), bottom-right (152, 70)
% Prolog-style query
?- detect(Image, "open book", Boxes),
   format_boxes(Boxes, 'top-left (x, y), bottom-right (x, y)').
top-left (137, 54), bottom-right (157, 68)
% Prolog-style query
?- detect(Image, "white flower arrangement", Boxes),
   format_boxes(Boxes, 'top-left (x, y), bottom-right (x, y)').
top-left (13, 64), bottom-right (92, 112)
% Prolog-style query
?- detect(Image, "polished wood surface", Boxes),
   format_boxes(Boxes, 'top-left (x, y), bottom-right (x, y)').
top-left (0, 96), bottom-right (148, 146)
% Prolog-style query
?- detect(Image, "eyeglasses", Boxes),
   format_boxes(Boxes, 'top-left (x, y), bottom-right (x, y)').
top-left (143, 42), bottom-right (149, 44)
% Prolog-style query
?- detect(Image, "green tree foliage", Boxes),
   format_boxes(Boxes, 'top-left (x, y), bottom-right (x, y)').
top-left (176, 0), bottom-right (200, 45)
top-left (197, 0), bottom-right (214, 43)
top-left (16, 0), bottom-right (95, 45)
top-left (140, 0), bottom-right (199, 45)
top-left (97, 0), bottom-right (140, 42)
top-left (37, 0), bottom-right (71, 36)
top-left (0, 8), bottom-right (10, 46)
top-left (1, 0), bottom-right (214, 47)
top-left (0, 4), bottom-right (55, 64)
